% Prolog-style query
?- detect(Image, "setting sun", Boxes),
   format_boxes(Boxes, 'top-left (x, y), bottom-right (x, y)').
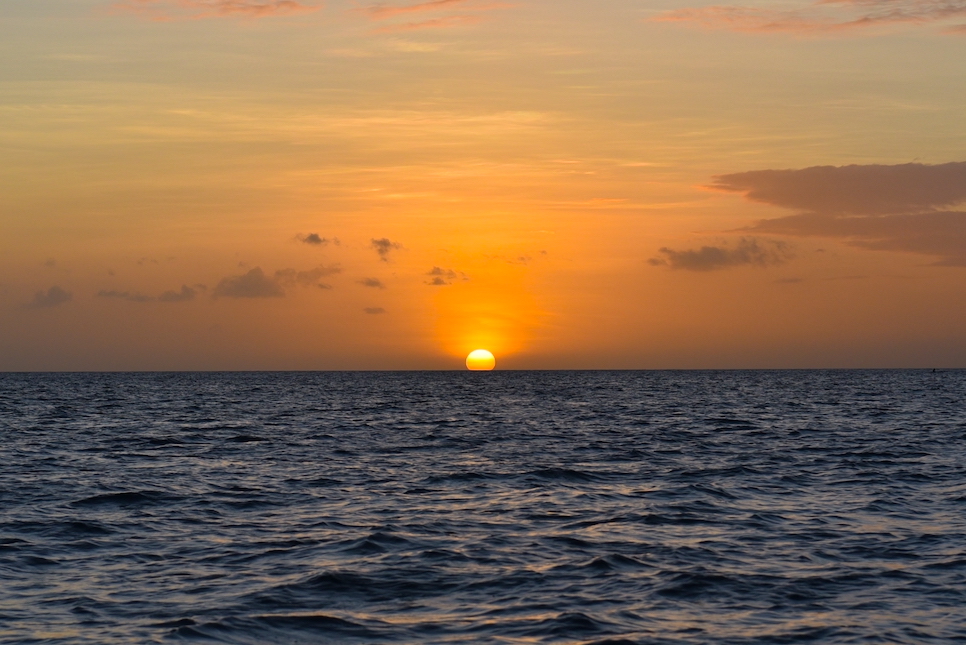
top-left (465, 349), bottom-right (496, 371)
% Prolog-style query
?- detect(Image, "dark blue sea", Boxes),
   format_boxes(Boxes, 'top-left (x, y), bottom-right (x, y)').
top-left (2, 370), bottom-right (965, 644)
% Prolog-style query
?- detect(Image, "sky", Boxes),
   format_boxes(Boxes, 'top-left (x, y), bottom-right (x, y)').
top-left (2, 0), bottom-right (966, 370)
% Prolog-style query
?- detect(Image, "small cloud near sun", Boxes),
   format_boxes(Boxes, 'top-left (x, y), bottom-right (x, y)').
top-left (425, 266), bottom-right (468, 286)
top-left (159, 285), bottom-right (201, 302)
top-left (359, 277), bottom-right (386, 289)
top-left (298, 233), bottom-right (340, 247)
top-left (371, 238), bottom-right (402, 261)
top-left (26, 286), bottom-right (72, 309)
top-left (213, 267), bottom-right (285, 298)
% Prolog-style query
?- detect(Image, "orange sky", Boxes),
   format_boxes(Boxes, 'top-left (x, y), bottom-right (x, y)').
top-left (2, 0), bottom-right (966, 369)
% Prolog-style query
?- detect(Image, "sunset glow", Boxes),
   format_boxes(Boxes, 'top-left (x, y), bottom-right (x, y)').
top-left (2, 1), bottom-right (965, 370)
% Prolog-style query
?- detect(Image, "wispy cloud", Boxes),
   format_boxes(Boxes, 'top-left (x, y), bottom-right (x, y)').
top-left (361, 0), bottom-right (509, 32)
top-left (650, 238), bottom-right (792, 271)
top-left (213, 268), bottom-right (285, 298)
top-left (113, 0), bottom-right (321, 21)
top-left (213, 265), bottom-right (339, 298)
top-left (363, 306), bottom-right (387, 314)
top-left (364, 0), bottom-right (469, 19)
top-left (652, 0), bottom-right (966, 36)
top-left (425, 266), bottom-right (468, 285)
top-left (374, 13), bottom-right (482, 31)
top-left (275, 265), bottom-right (342, 287)
top-left (159, 285), bottom-right (200, 302)
top-left (97, 289), bottom-right (154, 302)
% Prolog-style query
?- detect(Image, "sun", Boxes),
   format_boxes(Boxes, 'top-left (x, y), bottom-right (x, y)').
top-left (465, 349), bottom-right (496, 371)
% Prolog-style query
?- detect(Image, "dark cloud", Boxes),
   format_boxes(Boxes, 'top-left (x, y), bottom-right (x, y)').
top-left (298, 233), bottom-right (339, 246)
top-left (751, 210), bottom-right (966, 266)
top-left (359, 277), bottom-right (385, 288)
top-left (97, 290), bottom-right (153, 302)
top-left (714, 161), bottom-right (966, 265)
top-left (159, 285), bottom-right (198, 302)
top-left (711, 162), bottom-right (966, 215)
top-left (425, 266), bottom-right (468, 285)
top-left (651, 238), bottom-right (792, 271)
top-left (213, 268), bottom-right (285, 298)
top-left (371, 238), bottom-right (402, 261)
top-left (275, 265), bottom-right (342, 287)
top-left (364, 307), bottom-right (387, 314)
top-left (27, 286), bottom-right (72, 309)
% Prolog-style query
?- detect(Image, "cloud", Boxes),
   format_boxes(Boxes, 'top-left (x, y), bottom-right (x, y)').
top-left (298, 233), bottom-right (339, 246)
top-left (364, 0), bottom-right (470, 19)
top-left (425, 266), bottom-right (468, 285)
top-left (97, 290), bottom-right (153, 302)
top-left (371, 238), bottom-right (402, 261)
top-left (213, 267), bottom-right (285, 298)
top-left (362, 0), bottom-right (508, 32)
top-left (710, 162), bottom-right (966, 215)
top-left (300, 233), bottom-right (327, 246)
top-left (712, 161), bottom-right (966, 265)
top-left (751, 210), bottom-right (966, 265)
top-left (650, 237), bottom-right (792, 271)
top-left (27, 286), bottom-right (72, 309)
top-left (275, 265), bottom-right (342, 287)
top-left (359, 277), bottom-right (386, 288)
top-left (652, 0), bottom-right (966, 36)
top-left (159, 285), bottom-right (199, 302)
top-left (374, 14), bottom-right (483, 31)
top-left (364, 307), bottom-right (387, 314)
top-left (113, 0), bottom-right (320, 21)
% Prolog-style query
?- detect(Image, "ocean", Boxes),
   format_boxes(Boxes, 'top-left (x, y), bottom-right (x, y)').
top-left (1, 370), bottom-right (964, 644)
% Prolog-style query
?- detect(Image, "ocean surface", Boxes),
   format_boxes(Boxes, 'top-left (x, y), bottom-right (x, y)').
top-left (2, 370), bottom-right (965, 644)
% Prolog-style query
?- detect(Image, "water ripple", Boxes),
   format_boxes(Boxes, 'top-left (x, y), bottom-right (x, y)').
top-left (1, 370), bottom-right (965, 644)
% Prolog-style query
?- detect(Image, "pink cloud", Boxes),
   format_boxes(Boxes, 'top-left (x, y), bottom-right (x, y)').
top-left (373, 13), bottom-right (483, 31)
top-left (364, 0), bottom-right (469, 19)
top-left (360, 0), bottom-right (510, 31)
top-left (114, 0), bottom-right (321, 21)
top-left (652, 0), bottom-right (966, 35)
